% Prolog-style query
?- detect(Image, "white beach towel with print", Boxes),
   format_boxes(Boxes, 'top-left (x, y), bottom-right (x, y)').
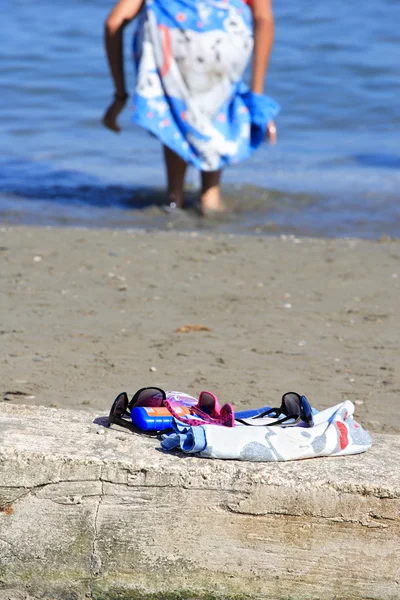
top-left (161, 401), bottom-right (372, 461)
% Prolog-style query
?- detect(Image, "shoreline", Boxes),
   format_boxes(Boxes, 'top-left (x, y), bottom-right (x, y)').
top-left (1, 225), bottom-right (399, 434)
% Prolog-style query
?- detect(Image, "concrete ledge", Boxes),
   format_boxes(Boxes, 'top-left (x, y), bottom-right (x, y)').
top-left (0, 405), bottom-right (399, 600)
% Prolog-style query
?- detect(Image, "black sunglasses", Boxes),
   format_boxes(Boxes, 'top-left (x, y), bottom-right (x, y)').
top-left (237, 392), bottom-right (314, 427)
top-left (127, 386), bottom-right (166, 411)
top-left (108, 387), bottom-right (167, 435)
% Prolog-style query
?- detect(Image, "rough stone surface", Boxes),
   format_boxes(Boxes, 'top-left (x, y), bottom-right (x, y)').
top-left (0, 404), bottom-right (399, 600)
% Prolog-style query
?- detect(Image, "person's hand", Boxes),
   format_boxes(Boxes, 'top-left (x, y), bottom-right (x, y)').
top-left (266, 120), bottom-right (277, 145)
top-left (102, 95), bottom-right (128, 133)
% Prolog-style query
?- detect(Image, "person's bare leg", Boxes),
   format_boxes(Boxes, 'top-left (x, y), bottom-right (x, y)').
top-left (200, 169), bottom-right (223, 213)
top-left (163, 145), bottom-right (187, 208)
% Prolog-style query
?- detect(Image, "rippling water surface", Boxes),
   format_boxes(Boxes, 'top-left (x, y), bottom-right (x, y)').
top-left (1, 0), bottom-right (399, 237)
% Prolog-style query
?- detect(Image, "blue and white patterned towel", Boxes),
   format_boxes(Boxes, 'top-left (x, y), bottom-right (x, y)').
top-left (132, 0), bottom-right (280, 171)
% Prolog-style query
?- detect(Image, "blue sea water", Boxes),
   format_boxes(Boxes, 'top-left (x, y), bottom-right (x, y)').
top-left (1, 0), bottom-right (399, 237)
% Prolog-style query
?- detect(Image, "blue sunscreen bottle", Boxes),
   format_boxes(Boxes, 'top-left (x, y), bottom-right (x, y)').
top-left (130, 406), bottom-right (192, 432)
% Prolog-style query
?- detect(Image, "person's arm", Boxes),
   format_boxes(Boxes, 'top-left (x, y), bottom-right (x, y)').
top-left (250, 0), bottom-right (274, 94)
top-left (103, 0), bottom-right (144, 132)
top-left (249, 0), bottom-right (277, 144)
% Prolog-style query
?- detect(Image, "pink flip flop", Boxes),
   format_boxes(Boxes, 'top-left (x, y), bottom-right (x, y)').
top-left (197, 391), bottom-right (221, 418)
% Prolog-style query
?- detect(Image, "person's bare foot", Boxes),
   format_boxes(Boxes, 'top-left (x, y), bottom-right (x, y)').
top-left (162, 193), bottom-right (184, 212)
top-left (163, 146), bottom-right (187, 210)
top-left (200, 169), bottom-right (223, 215)
top-left (200, 201), bottom-right (225, 217)
top-left (200, 187), bottom-right (224, 214)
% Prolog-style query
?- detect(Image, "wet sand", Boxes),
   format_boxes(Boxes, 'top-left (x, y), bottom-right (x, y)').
top-left (1, 225), bottom-right (399, 433)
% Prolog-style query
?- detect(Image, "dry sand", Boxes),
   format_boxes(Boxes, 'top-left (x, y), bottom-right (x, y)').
top-left (0, 225), bottom-right (399, 434)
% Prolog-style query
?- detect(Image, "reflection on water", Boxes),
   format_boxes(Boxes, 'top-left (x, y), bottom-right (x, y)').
top-left (354, 154), bottom-right (400, 170)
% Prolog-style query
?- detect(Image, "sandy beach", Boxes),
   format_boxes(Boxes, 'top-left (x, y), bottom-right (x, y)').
top-left (0, 225), bottom-right (399, 434)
